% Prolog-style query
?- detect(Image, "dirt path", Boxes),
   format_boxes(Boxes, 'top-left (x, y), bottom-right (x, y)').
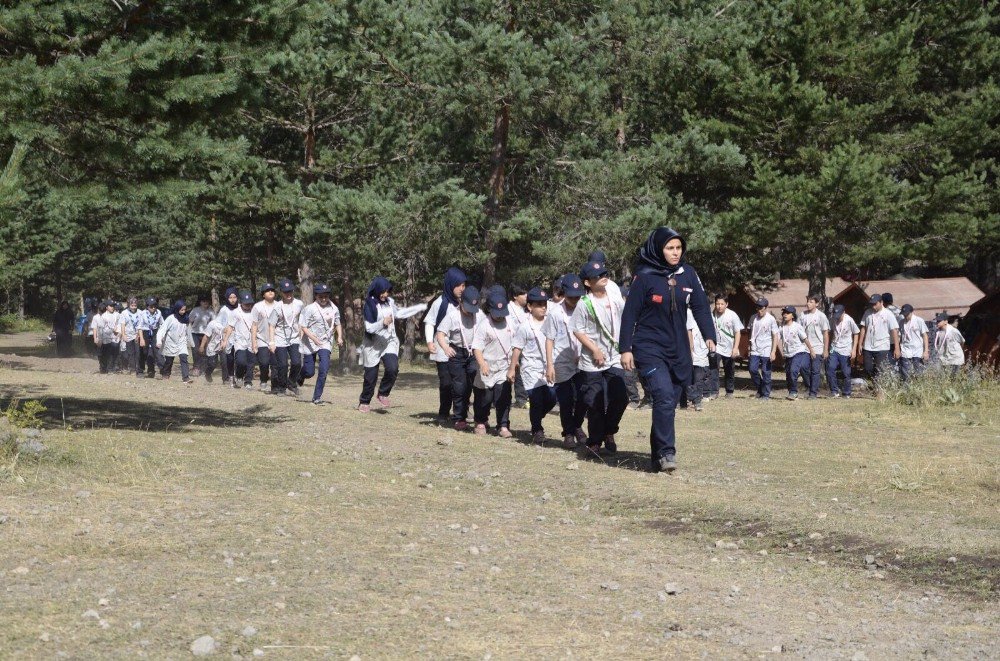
top-left (1, 333), bottom-right (997, 658)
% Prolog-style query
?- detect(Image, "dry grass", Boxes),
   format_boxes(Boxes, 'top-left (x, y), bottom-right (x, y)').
top-left (0, 332), bottom-right (997, 658)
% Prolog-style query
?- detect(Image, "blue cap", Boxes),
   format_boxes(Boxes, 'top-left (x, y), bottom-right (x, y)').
top-left (833, 304), bottom-right (845, 317)
top-left (260, 282), bottom-right (276, 294)
top-left (782, 305), bottom-right (796, 314)
top-left (145, 296), bottom-right (158, 307)
top-left (901, 303), bottom-right (914, 315)
top-left (486, 291), bottom-right (509, 317)
top-left (580, 261), bottom-right (609, 280)
top-left (526, 286), bottom-right (549, 303)
top-left (461, 286), bottom-right (481, 314)
top-left (755, 297), bottom-right (768, 308)
top-left (934, 312), bottom-right (949, 323)
top-left (553, 275), bottom-right (565, 291)
top-left (279, 278), bottom-right (295, 293)
top-left (239, 291), bottom-right (253, 305)
top-left (314, 283), bottom-right (331, 295)
top-left (561, 274), bottom-right (584, 297)
top-left (869, 293), bottom-right (882, 305)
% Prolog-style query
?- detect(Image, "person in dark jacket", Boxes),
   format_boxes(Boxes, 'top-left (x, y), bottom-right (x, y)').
top-left (52, 301), bottom-right (76, 357)
top-left (620, 227), bottom-right (715, 473)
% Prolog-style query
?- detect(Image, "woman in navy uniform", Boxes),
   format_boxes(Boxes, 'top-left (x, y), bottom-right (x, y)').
top-left (620, 227), bottom-right (715, 473)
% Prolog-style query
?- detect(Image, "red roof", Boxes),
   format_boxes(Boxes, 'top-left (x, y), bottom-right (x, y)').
top-left (748, 278), bottom-right (853, 308)
top-left (852, 278), bottom-right (985, 317)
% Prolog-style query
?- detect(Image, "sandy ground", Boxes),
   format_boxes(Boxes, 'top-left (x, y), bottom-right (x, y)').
top-left (0, 333), bottom-right (997, 659)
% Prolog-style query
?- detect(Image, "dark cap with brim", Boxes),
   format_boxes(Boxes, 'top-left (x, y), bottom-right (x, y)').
top-left (782, 305), bottom-right (796, 314)
top-left (934, 312), bottom-right (949, 323)
top-left (561, 274), bottom-right (584, 297)
top-left (314, 283), bottom-right (331, 295)
top-left (279, 278), bottom-right (295, 293)
top-left (833, 304), bottom-right (845, 317)
top-left (756, 298), bottom-right (768, 308)
top-left (526, 287), bottom-right (549, 303)
top-left (486, 292), bottom-right (509, 317)
top-left (580, 261), bottom-right (609, 280)
top-left (869, 294), bottom-right (882, 304)
top-left (461, 286), bottom-right (481, 314)
top-left (239, 291), bottom-right (254, 305)
top-left (901, 304), bottom-right (914, 315)
top-left (260, 282), bottom-right (276, 294)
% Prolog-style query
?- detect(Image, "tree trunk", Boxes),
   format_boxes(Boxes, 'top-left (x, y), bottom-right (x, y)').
top-left (339, 268), bottom-right (358, 374)
top-left (401, 259), bottom-right (416, 362)
top-left (807, 259), bottom-right (828, 312)
top-left (298, 259), bottom-right (314, 305)
top-left (209, 215), bottom-right (220, 311)
top-left (18, 280), bottom-right (25, 320)
top-left (483, 100), bottom-right (510, 288)
top-left (612, 40), bottom-right (625, 151)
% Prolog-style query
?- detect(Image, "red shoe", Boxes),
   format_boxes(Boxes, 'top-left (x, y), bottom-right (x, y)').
top-left (498, 427), bottom-right (513, 439)
top-left (358, 403), bottom-right (371, 413)
top-left (377, 395), bottom-right (391, 407)
top-left (454, 420), bottom-right (468, 431)
top-left (474, 424), bottom-right (487, 435)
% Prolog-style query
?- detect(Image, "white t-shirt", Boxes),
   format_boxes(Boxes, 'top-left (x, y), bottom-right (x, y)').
top-left (541, 300), bottom-right (581, 384)
top-left (570, 293), bottom-right (623, 372)
top-left (711, 309), bottom-right (743, 357)
top-left (119, 309), bottom-right (142, 342)
top-left (471, 317), bottom-right (514, 388)
top-left (215, 306), bottom-right (236, 350)
top-left (512, 317), bottom-right (548, 389)
top-left (203, 318), bottom-right (226, 357)
top-left (251, 301), bottom-right (278, 346)
top-left (188, 306), bottom-right (215, 335)
top-left (274, 298), bottom-right (304, 348)
top-left (935, 325), bottom-right (965, 366)
top-left (436, 306), bottom-right (481, 350)
top-left (799, 309), bottom-right (830, 352)
top-left (749, 313), bottom-right (779, 357)
top-left (300, 301), bottom-right (340, 354)
top-left (900, 316), bottom-right (928, 359)
top-left (424, 296), bottom-right (448, 363)
top-left (830, 315), bottom-right (860, 355)
top-left (507, 301), bottom-right (529, 332)
top-left (686, 309), bottom-right (709, 367)
top-left (227, 307), bottom-right (255, 351)
top-left (94, 311), bottom-right (121, 344)
top-left (779, 321), bottom-right (809, 358)
top-left (862, 308), bottom-right (899, 352)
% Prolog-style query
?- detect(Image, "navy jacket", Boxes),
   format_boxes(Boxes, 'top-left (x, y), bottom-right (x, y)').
top-left (619, 264), bottom-right (716, 383)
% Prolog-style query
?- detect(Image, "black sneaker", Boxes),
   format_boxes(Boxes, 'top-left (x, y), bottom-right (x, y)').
top-left (659, 455), bottom-right (677, 473)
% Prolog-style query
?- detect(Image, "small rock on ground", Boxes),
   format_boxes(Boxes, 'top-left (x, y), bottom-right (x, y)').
top-left (190, 635), bottom-right (217, 656)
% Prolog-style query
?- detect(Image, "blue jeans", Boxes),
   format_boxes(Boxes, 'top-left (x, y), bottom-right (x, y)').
top-left (555, 376), bottom-right (586, 436)
top-left (748, 355), bottom-right (772, 398)
top-left (785, 352), bottom-right (810, 395)
top-left (272, 344), bottom-right (302, 393)
top-left (527, 385), bottom-right (558, 432)
top-left (899, 356), bottom-right (923, 382)
top-left (235, 349), bottom-right (255, 385)
top-left (807, 355), bottom-right (824, 397)
top-left (636, 358), bottom-right (684, 469)
top-left (827, 352), bottom-right (852, 395)
top-left (301, 349), bottom-right (331, 401)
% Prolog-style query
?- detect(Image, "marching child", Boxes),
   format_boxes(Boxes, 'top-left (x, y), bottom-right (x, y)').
top-left (198, 313), bottom-right (227, 383)
top-left (827, 304), bottom-right (860, 397)
top-left (778, 306), bottom-right (815, 400)
top-left (544, 274), bottom-right (586, 449)
top-left (214, 287), bottom-right (240, 385)
top-left (272, 278), bottom-right (304, 397)
top-left (472, 288), bottom-right (515, 437)
top-left (425, 267), bottom-right (468, 423)
top-left (572, 261), bottom-right (628, 457)
top-left (436, 286), bottom-right (483, 430)
top-left (510, 286), bottom-right (556, 444)
top-left (898, 304), bottom-right (929, 381)
top-left (933, 312), bottom-right (965, 374)
top-left (710, 294), bottom-right (743, 398)
top-left (156, 300), bottom-right (192, 383)
top-left (299, 283), bottom-right (344, 405)
top-left (358, 277), bottom-right (400, 412)
top-left (748, 298), bottom-right (779, 399)
top-left (250, 283), bottom-right (278, 392)
top-left (507, 284), bottom-right (530, 408)
top-left (118, 297), bottom-right (143, 375)
top-left (799, 295), bottom-right (830, 398)
top-left (138, 297), bottom-right (164, 378)
top-left (188, 296), bottom-right (215, 377)
top-left (680, 308), bottom-right (710, 411)
top-left (223, 291), bottom-right (257, 389)
top-left (92, 300), bottom-right (121, 374)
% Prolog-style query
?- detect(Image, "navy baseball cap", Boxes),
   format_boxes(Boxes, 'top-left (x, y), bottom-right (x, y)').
top-left (869, 293), bottom-right (882, 304)
top-left (833, 304), bottom-right (845, 317)
top-left (553, 275), bottom-right (565, 291)
top-left (934, 312), bottom-right (949, 323)
top-left (580, 261), bottom-right (609, 280)
top-left (145, 296), bottom-right (158, 307)
top-left (782, 305), bottom-right (796, 314)
top-left (279, 278), bottom-right (295, 293)
top-left (260, 282), bottom-right (276, 294)
top-left (901, 303), bottom-right (914, 315)
top-left (526, 286), bottom-right (549, 303)
top-left (485, 290), bottom-right (509, 317)
top-left (314, 283), bottom-right (331, 295)
top-left (755, 297), bottom-right (769, 308)
top-left (561, 274), bottom-right (584, 297)
top-left (239, 291), bottom-right (254, 305)
top-left (461, 286), bottom-right (481, 314)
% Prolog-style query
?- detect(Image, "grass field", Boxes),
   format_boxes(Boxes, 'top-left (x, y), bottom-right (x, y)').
top-left (1, 332), bottom-right (997, 659)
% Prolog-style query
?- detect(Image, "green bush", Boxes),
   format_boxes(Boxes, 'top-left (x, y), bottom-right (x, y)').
top-left (0, 314), bottom-right (49, 334)
top-left (878, 364), bottom-right (999, 408)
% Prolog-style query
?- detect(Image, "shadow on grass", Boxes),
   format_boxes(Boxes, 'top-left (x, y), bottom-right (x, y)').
top-left (0, 389), bottom-right (291, 433)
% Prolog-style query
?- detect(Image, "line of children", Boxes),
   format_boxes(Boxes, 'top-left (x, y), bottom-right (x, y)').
top-left (472, 289), bottom-right (516, 437)
top-left (510, 287), bottom-right (556, 444)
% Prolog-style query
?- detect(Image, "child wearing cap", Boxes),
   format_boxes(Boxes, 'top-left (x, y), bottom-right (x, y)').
top-left (507, 283), bottom-right (530, 408)
top-left (223, 291), bottom-right (257, 389)
top-left (709, 294), bottom-right (743, 399)
top-left (358, 277), bottom-right (399, 412)
top-left (299, 283), bottom-right (343, 404)
top-left (827, 305), bottom-right (860, 398)
top-left (188, 296), bottom-right (215, 377)
top-left (779, 306), bottom-right (815, 400)
top-left (272, 278), bottom-right (304, 397)
top-left (748, 299), bottom-right (779, 399)
top-left (250, 284), bottom-right (278, 392)
top-left (679, 308), bottom-right (710, 411)
top-left (156, 300), bottom-right (193, 383)
top-left (425, 267), bottom-right (468, 423)
top-left (859, 293), bottom-right (900, 381)
top-left (510, 287), bottom-right (557, 444)
top-left (543, 274), bottom-right (587, 449)
top-left (799, 295), bottom-right (830, 399)
top-left (472, 289), bottom-right (516, 437)
top-left (572, 260), bottom-right (628, 457)
top-left (436, 286), bottom-right (484, 430)
top-left (899, 304), bottom-right (929, 381)
top-left (92, 300), bottom-right (121, 374)
top-left (198, 313), bottom-right (227, 383)
top-left (933, 313), bottom-right (965, 374)
top-left (138, 297), bottom-right (164, 378)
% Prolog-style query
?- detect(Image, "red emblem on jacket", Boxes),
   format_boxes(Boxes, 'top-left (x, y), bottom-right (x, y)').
top-left (652, 294), bottom-right (663, 304)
